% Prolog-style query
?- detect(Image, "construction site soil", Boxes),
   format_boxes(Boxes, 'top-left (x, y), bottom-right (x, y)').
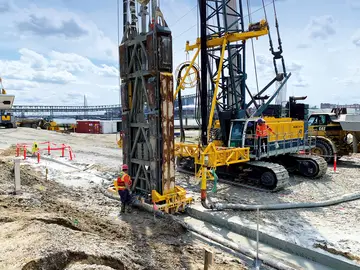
top-left (0, 128), bottom-right (245, 270)
top-left (1, 127), bottom-right (360, 268)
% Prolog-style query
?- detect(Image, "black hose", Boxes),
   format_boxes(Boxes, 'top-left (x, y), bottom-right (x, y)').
top-left (206, 192), bottom-right (360, 211)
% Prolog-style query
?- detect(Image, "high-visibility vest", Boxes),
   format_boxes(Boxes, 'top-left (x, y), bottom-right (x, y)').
top-left (256, 124), bottom-right (272, 138)
top-left (115, 172), bottom-right (132, 191)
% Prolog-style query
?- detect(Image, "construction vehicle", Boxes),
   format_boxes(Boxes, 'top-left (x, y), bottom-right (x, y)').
top-left (110, 0), bottom-right (327, 214)
top-left (0, 80), bottom-right (17, 129)
top-left (308, 108), bottom-right (360, 162)
top-left (17, 117), bottom-right (58, 130)
top-left (174, 0), bottom-right (327, 193)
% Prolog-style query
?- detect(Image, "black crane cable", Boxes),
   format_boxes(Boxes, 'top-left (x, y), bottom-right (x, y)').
top-left (176, 64), bottom-right (201, 142)
top-left (262, 0), bottom-right (287, 77)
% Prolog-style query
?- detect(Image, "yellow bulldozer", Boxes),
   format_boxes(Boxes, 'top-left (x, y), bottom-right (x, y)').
top-left (308, 108), bottom-right (360, 162)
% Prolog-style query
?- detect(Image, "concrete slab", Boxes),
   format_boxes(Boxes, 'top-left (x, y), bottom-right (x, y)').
top-left (186, 204), bottom-right (360, 270)
top-left (181, 215), bottom-right (330, 270)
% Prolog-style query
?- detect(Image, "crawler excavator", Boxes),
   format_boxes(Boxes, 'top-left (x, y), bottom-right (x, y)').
top-left (174, 0), bottom-right (327, 192)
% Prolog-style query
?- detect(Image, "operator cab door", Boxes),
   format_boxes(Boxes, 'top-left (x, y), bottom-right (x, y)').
top-left (229, 120), bottom-right (245, 147)
top-left (229, 120), bottom-right (256, 149)
top-left (308, 114), bottom-right (330, 133)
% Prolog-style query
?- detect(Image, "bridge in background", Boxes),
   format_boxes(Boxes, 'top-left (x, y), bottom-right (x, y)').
top-left (321, 103), bottom-right (360, 111)
top-left (11, 94), bottom-right (198, 120)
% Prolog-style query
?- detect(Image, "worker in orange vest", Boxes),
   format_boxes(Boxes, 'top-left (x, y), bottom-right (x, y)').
top-left (116, 164), bottom-right (132, 213)
top-left (256, 118), bottom-right (276, 155)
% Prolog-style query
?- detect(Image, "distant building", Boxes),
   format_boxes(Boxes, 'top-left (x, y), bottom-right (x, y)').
top-left (320, 103), bottom-right (360, 111)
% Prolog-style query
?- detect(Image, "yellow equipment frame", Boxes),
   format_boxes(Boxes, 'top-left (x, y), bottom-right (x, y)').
top-left (175, 142), bottom-right (250, 189)
top-left (174, 21), bottom-right (269, 141)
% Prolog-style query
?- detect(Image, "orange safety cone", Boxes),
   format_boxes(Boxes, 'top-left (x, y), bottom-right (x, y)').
top-left (23, 146), bottom-right (27, 160)
top-left (37, 152), bottom-right (40, 163)
top-left (47, 142), bottom-right (51, 155)
top-left (69, 147), bottom-right (73, 161)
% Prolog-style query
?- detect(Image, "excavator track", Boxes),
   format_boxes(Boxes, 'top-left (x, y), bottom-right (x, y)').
top-left (176, 157), bottom-right (290, 192)
top-left (245, 161), bottom-right (290, 191)
top-left (290, 154), bottom-right (328, 178)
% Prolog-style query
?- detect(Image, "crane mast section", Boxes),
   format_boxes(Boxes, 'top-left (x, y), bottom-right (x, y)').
top-left (119, 0), bottom-right (174, 196)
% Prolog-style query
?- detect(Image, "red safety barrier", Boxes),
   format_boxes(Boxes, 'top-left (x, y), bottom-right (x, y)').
top-left (16, 144), bottom-right (20, 157)
top-left (15, 141), bottom-right (75, 162)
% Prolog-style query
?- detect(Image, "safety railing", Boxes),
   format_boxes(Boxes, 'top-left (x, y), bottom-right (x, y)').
top-left (15, 141), bottom-right (75, 163)
top-left (241, 130), bottom-right (315, 158)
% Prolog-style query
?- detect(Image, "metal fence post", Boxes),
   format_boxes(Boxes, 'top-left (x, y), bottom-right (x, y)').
top-left (14, 158), bottom-right (21, 194)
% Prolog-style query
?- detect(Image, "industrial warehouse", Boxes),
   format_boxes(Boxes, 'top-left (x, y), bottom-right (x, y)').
top-left (0, 1), bottom-right (360, 270)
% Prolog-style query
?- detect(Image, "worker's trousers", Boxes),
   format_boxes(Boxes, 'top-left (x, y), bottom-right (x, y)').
top-left (118, 189), bottom-right (131, 205)
top-left (257, 137), bottom-right (268, 156)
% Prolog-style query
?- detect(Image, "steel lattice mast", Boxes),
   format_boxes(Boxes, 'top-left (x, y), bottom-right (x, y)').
top-left (198, 0), bottom-right (252, 145)
top-left (119, 0), bottom-right (174, 197)
top-left (197, 0), bottom-right (290, 146)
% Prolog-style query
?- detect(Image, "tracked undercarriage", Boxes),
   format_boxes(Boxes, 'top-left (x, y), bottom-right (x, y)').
top-left (176, 154), bottom-right (328, 192)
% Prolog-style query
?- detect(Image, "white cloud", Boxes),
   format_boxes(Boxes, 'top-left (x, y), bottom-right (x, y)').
top-left (306, 15), bottom-right (336, 40)
top-left (16, 14), bottom-right (88, 39)
top-left (0, 49), bottom-right (77, 84)
top-left (48, 51), bottom-right (118, 77)
top-left (0, 48), bottom-right (118, 105)
top-left (8, 4), bottom-right (117, 62)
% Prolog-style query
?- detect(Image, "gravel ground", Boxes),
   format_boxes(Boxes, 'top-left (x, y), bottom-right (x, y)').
top-left (174, 130), bottom-right (360, 261)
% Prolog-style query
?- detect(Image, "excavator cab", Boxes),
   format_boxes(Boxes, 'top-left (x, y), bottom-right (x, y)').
top-left (228, 119), bottom-right (256, 149)
top-left (228, 120), bottom-right (246, 147)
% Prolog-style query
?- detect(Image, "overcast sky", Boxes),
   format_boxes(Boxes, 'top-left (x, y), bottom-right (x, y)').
top-left (0, 0), bottom-right (359, 106)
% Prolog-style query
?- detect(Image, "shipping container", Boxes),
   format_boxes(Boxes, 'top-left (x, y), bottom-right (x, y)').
top-left (76, 120), bottom-right (101, 134)
top-left (100, 121), bottom-right (114, 134)
top-left (112, 121), bottom-right (117, 133)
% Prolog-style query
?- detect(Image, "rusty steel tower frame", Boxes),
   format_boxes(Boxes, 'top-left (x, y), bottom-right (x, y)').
top-left (119, 0), bottom-right (175, 198)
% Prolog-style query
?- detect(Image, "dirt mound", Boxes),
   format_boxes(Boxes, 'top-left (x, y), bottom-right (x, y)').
top-left (0, 144), bottom-right (17, 156)
top-left (0, 154), bottom-right (246, 270)
top-left (22, 251), bottom-right (125, 270)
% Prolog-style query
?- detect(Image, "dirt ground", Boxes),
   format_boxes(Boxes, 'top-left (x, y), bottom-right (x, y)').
top-left (0, 128), bottom-right (246, 270)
